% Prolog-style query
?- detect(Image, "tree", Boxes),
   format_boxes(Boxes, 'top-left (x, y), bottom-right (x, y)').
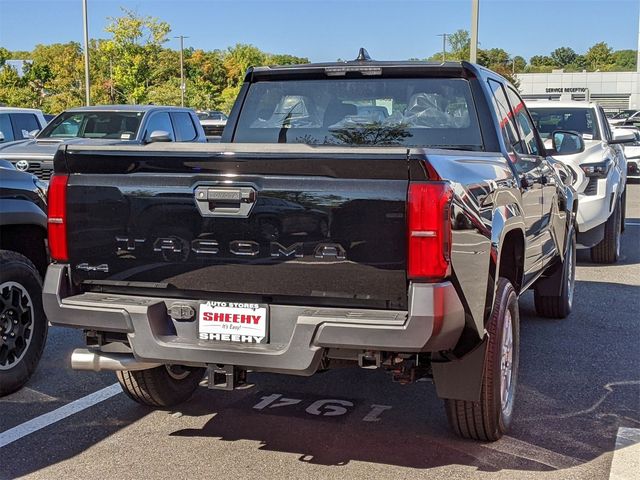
top-left (0, 47), bottom-right (9, 68)
top-left (551, 47), bottom-right (577, 67)
top-left (223, 44), bottom-right (266, 88)
top-left (613, 49), bottom-right (637, 71)
top-left (102, 8), bottom-right (171, 104)
top-left (480, 48), bottom-right (510, 68)
top-left (268, 54), bottom-right (309, 65)
top-left (512, 56), bottom-right (526, 73)
top-left (30, 42), bottom-right (85, 112)
top-left (0, 65), bottom-right (37, 107)
top-left (585, 42), bottom-right (613, 70)
top-left (448, 29), bottom-right (471, 60)
top-left (529, 55), bottom-right (556, 67)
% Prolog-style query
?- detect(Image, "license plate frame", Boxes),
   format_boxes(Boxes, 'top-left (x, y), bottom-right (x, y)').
top-left (198, 301), bottom-right (269, 344)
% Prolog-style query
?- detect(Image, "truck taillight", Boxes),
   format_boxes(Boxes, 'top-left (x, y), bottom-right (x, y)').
top-left (48, 174), bottom-right (69, 262)
top-left (407, 182), bottom-right (453, 281)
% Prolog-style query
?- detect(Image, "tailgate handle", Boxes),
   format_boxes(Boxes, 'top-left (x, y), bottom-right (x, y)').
top-left (194, 186), bottom-right (256, 218)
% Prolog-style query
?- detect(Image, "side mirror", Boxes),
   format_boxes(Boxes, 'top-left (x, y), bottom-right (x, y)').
top-left (0, 131), bottom-right (4, 142)
top-left (146, 130), bottom-right (172, 143)
top-left (550, 130), bottom-right (585, 155)
top-left (610, 129), bottom-right (636, 144)
top-left (28, 129), bottom-right (40, 138)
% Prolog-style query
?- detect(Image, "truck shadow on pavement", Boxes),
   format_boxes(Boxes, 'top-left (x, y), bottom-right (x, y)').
top-left (166, 280), bottom-right (639, 472)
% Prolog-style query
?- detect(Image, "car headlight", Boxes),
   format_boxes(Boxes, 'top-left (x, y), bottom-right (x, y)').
top-left (579, 159), bottom-right (612, 178)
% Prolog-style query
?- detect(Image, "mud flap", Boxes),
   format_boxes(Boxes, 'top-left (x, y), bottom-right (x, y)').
top-left (536, 226), bottom-right (574, 296)
top-left (431, 337), bottom-right (488, 402)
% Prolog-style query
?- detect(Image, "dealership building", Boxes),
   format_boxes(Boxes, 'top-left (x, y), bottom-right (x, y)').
top-left (516, 70), bottom-right (640, 112)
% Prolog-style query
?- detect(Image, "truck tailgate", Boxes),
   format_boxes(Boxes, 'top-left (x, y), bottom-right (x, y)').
top-left (59, 144), bottom-right (410, 309)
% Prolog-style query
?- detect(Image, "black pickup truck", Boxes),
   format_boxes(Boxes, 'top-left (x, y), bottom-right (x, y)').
top-left (43, 54), bottom-right (582, 441)
top-left (0, 160), bottom-right (48, 395)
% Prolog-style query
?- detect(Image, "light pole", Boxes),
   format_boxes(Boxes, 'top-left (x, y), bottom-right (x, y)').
top-left (470, 0), bottom-right (479, 63)
top-left (437, 33), bottom-right (449, 62)
top-left (82, 0), bottom-right (90, 105)
top-left (175, 35), bottom-right (189, 107)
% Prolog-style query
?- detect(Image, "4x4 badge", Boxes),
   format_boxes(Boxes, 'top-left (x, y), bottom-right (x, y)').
top-left (76, 263), bottom-right (109, 273)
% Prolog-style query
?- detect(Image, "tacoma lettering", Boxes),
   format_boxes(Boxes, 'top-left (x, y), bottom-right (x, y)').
top-left (116, 237), bottom-right (346, 260)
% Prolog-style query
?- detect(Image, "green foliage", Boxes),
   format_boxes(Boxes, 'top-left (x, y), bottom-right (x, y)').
top-left (551, 47), bottom-right (577, 67)
top-left (447, 29), bottom-right (471, 61)
top-left (529, 55), bottom-right (556, 67)
top-left (585, 42), bottom-right (613, 70)
top-left (100, 8), bottom-right (171, 104)
top-left (512, 56), bottom-right (526, 73)
top-left (268, 54), bottom-right (309, 65)
top-left (0, 47), bottom-right (9, 68)
top-left (612, 49), bottom-right (637, 71)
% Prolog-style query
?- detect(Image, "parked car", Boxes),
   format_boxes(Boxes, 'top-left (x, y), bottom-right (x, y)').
top-left (0, 105), bottom-right (206, 180)
top-left (0, 160), bottom-right (48, 396)
top-left (44, 55), bottom-right (580, 442)
top-left (528, 100), bottom-right (633, 263)
top-left (608, 109), bottom-right (640, 127)
top-left (615, 125), bottom-right (640, 179)
top-left (197, 110), bottom-right (228, 139)
top-left (0, 107), bottom-right (48, 144)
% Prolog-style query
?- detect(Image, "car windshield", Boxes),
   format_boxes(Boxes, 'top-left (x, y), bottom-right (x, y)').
top-left (529, 107), bottom-right (600, 140)
top-left (38, 111), bottom-right (144, 139)
top-left (233, 77), bottom-right (484, 149)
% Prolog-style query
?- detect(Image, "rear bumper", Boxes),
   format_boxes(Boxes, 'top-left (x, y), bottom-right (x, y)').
top-left (43, 264), bottom-right (466, 375)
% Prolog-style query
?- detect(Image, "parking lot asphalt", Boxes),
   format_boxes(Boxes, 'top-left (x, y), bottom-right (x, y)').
top-left (1, 185), bottom-right (639, 480)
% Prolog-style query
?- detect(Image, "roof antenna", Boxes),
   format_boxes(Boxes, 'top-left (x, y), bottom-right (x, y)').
top-left (355, 48), bottom-right (371, 61)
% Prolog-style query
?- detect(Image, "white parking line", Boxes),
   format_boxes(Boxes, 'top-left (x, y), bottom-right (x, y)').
top-left (624, 221), bottom-right (640, 226)
top-left (609, 427), bottom-right (640, 480)
top-left (0, 383), bottom-right (122, 449)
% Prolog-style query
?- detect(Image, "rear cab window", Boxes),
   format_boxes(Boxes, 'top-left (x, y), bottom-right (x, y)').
top-left (233, 77), bottom-right (484, 150)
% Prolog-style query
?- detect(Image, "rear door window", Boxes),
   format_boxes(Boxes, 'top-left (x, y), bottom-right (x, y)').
top-left (10, 113), bottom-right (40, 139)
top-left (506, 87), bottom-right (541, 156)
top-left (487, 80), bottom-right (522, 154)
top-left (170, 112), bottom-right (197, 142)
top-left (0, 114), bottom-right (15, 142)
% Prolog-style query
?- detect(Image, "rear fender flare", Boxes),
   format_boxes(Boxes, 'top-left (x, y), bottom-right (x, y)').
top-left (0, 199), bottom-right (47, 229)
top-left (488, 205), bottom-right (526, 313)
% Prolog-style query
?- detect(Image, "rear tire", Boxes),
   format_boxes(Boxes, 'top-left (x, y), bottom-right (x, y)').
top-left (116, 364), bottom-right (205, 408)
top-left (591, 198), bottom-right (621, 264)
top-left (444, 277), bottom-right (519, 441)
top-left (0, 250), bottom-right (47, 397)
top-left (534, 227), bottom-right (576, 319)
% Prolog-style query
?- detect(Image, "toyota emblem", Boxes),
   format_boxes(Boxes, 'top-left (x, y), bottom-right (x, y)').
top-left (15, 160), bottom-right (29, 172)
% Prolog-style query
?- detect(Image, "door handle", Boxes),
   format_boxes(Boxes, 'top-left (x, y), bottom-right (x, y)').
top-left (194, 186), bottom-right (257, 218)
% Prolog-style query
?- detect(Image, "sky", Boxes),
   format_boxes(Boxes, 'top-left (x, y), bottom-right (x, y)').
top-left (0, 0), bottom-right (638, 61)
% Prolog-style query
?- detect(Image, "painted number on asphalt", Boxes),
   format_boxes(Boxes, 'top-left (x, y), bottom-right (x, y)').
top-left (251, 393), bottom-right (391, 422)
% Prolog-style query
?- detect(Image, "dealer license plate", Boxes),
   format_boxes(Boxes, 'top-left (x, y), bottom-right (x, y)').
top-left (198, 301), bottom-right (268, 344)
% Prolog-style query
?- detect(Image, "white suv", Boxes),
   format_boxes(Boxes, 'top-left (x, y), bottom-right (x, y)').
top-left (528, 100), bottom-right (631, 263)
